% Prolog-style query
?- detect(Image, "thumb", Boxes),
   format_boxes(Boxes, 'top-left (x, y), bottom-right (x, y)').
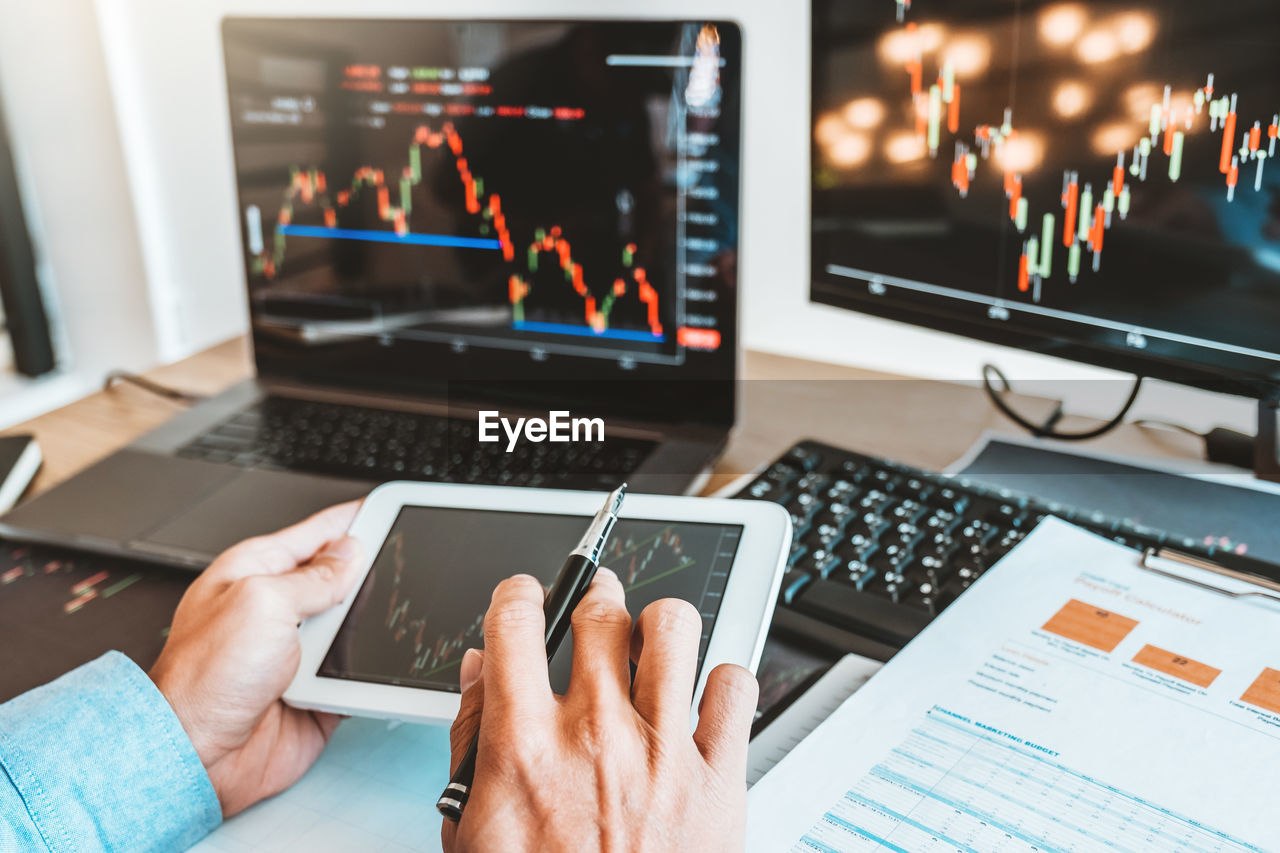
top-left (460, 647), bottom-right (485, 693)
top-left (274, 535), bottom-right (365, 621)
top-left (450, 649), bottom-right (484, 772)
top-left (443, 661), bottom-right (483, 853)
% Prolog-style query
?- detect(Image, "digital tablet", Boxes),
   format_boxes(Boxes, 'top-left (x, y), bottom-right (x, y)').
top-left (285, 483), bottom-right (790, 724)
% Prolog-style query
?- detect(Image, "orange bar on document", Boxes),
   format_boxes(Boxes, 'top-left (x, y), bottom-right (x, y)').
top-left (1132, 645), bottom-right (1220, 688)
top-left (1241, 668), bottom-right (1280, 714)
top-left (1041, 599), bottom-right (1138, 652)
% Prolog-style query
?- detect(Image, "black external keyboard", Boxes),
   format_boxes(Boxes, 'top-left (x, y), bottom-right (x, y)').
top-left (734, 439), bottom-right (1251, 659)
top-left (177, 396), bottom-right (656, 491)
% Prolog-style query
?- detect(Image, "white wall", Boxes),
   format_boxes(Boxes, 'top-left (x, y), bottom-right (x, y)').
top-left (72, 1), bottom-right (1253, 431)
top-left (0, 0), bottom-right (159, 425)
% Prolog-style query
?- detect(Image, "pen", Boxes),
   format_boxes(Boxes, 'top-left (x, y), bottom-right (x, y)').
top-left (436, 483), bottom-right (628, 821)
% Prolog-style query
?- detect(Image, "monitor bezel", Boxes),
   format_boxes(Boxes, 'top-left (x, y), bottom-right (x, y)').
top-left (807, 4), bottom-right (1280, 403)
top-left (220, 16), bottom-right (745, 427)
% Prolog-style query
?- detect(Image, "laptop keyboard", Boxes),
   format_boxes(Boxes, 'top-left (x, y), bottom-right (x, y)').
top-left (734, 439), bottom-right (1258, 656)
top-left (177, 396), bottom-right (656, 491)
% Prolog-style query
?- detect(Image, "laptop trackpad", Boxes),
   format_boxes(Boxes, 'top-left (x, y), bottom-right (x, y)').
top-left (0, 450), bottom-right (240, 542)
top-left (142, 469), bottom-right (375, 561)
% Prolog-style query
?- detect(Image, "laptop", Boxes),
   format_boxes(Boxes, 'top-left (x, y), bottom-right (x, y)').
top-left (0, 18), bottom-right (743, 569)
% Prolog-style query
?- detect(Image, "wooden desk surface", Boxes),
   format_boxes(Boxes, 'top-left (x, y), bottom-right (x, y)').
top-left (4, 337), bottom-right (1205, 499)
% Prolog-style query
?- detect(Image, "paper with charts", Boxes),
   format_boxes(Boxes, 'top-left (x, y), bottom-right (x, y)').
top-left (747, 516), bottom-right (1280, 852)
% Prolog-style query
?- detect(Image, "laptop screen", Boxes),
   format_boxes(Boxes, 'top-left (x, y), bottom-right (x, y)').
top-left (222, 18), bottom-right (740, 426)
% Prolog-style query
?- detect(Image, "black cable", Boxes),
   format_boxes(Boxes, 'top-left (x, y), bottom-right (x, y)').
top-left (103, 371), bottom-right (205, 405)
top-left (1132, 418), bottom-right (1205, 439)
top-left (980, 363), bottom-right (1143, 441)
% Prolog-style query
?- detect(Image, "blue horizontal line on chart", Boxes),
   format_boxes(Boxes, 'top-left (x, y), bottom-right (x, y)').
top-left (278, 223), bottom-right (502, 250)
top-left (512, 320), bottom-right (665, 343)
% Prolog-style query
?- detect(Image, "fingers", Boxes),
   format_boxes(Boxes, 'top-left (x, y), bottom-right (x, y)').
top-left (693, 664), bottom-right (758, 775)
top-left (482, 575), bottom-right (554, 715)
top-left (460, 648), bottom-right (484, 693)
top-left (211, 501), bottom-right (363, 580)
top-left (450, 649), bottom-right (485, 774)
top-left (446, 648), bottom-right (483, 853)
top-left (567, 569), bottom-right (632, 705)
top-left (312, 710), bottom-right (345, 742)
top-left (269, 535), bottom-right (365, 621)
top-left (630, 598), bottom-right (702, 732)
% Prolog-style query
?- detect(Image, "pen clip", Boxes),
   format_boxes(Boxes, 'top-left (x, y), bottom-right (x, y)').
top-left (1139, 548), bottom-right (1280, 605)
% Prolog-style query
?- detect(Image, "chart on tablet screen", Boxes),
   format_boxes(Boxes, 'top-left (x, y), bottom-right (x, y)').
top-left (317, 508), bottom-right (741, 693)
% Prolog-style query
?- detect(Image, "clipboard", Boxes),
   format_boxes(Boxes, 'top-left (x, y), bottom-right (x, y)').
top-left (1139, 547), bottom-right (1280, 605)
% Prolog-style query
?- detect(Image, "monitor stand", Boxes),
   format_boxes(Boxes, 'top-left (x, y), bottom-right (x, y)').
top-left (1258, 396), bottom-right (1280, 484)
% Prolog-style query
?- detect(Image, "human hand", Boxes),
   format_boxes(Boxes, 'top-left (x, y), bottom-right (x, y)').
top-left (149, 502), bottom-right (364, 817)
top-left (442, 569), bottom-right (758, 852)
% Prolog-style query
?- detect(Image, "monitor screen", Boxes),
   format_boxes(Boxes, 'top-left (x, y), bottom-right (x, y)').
top-left (222, 19), bottom-right (740, 424)
top-left (811, 1), bottom-right (1280, 395)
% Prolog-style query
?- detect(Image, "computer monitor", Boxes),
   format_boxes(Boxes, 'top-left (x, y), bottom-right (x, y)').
top-left (222, 18), bottom-right (740, 424)
top-left (810, 0), bottom-right (1280, 401)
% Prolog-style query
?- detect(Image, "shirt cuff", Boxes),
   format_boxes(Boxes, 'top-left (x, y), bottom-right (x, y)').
top-left (0, 650), bottom-right (222, 852)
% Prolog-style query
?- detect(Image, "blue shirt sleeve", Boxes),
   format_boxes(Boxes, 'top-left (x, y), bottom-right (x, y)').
top-left (0, 651), bottom-right (222, 852)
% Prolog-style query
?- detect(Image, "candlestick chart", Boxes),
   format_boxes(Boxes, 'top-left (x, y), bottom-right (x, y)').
top-left (228, 18), bottom-right (740, 380)
top-left (249, 119), bottom-right (669, 344)
top-left (888, 3), bottom-right (1277, 304)
top-left (379, 522), bottom-right (698, 681)
top-left (0, 542), bottom-right (191, 701)
top-left (811, 0), bottom-right (1280, 374)
top-left (320, 508), bottom-right (739, 692)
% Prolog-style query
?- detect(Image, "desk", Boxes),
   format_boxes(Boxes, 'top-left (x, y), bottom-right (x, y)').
top-left (0, 339), bottom-right (1224, 853)
top-left (5, 336), bottom-right (1205, 499)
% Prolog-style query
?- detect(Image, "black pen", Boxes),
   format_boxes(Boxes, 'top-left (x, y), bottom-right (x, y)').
top-left (437, 483), bottom-right (628, 821)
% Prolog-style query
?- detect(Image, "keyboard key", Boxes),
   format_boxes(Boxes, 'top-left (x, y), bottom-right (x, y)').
top-left (834, 533), bottom-right (877, 565)
top-left (861, 573), bottom-right (902, 601)
top-left (795, 549), bottom-right (838, 579)
top-left (780, 570), bottom-right (814, 604)
top-left (838, 459), bottom-right (870, 483)
top-left (829, 559), bottom-right (875, 588)
top-left (845, 511), bottom-right (888, 540)
top-left (926, 485), bottom-right (970, 513)
top-left (802, 524), bottom-right (843, 553)
top-left (985, 503), bottom-right (1027, 527)
top-left (899, 581), bottom-right (938, 614)
top-left (919, 553), bottom-right (952, 584)
top-left (792, 580), bottom-right (934, 647)
top-left (782, 446), bottom-right (821, 471)
top-left (795, 472), bottom-right (830, 494)
top-left (746, 478), bottom-right (784, 500)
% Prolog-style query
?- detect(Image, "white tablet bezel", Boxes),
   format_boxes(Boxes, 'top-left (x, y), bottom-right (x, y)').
top-left (285, 482), bottom-right (790, 726)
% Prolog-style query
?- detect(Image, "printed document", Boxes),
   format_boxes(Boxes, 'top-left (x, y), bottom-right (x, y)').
top-left (748, 517), bottom-right (1280, 852)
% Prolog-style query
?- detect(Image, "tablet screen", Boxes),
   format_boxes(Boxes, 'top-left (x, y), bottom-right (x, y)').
top-left (319, 507), bottom-right (743, 692)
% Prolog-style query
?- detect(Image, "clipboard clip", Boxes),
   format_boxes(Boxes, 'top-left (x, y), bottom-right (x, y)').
top-left (1139, 548), bottom-right (1280, 605)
